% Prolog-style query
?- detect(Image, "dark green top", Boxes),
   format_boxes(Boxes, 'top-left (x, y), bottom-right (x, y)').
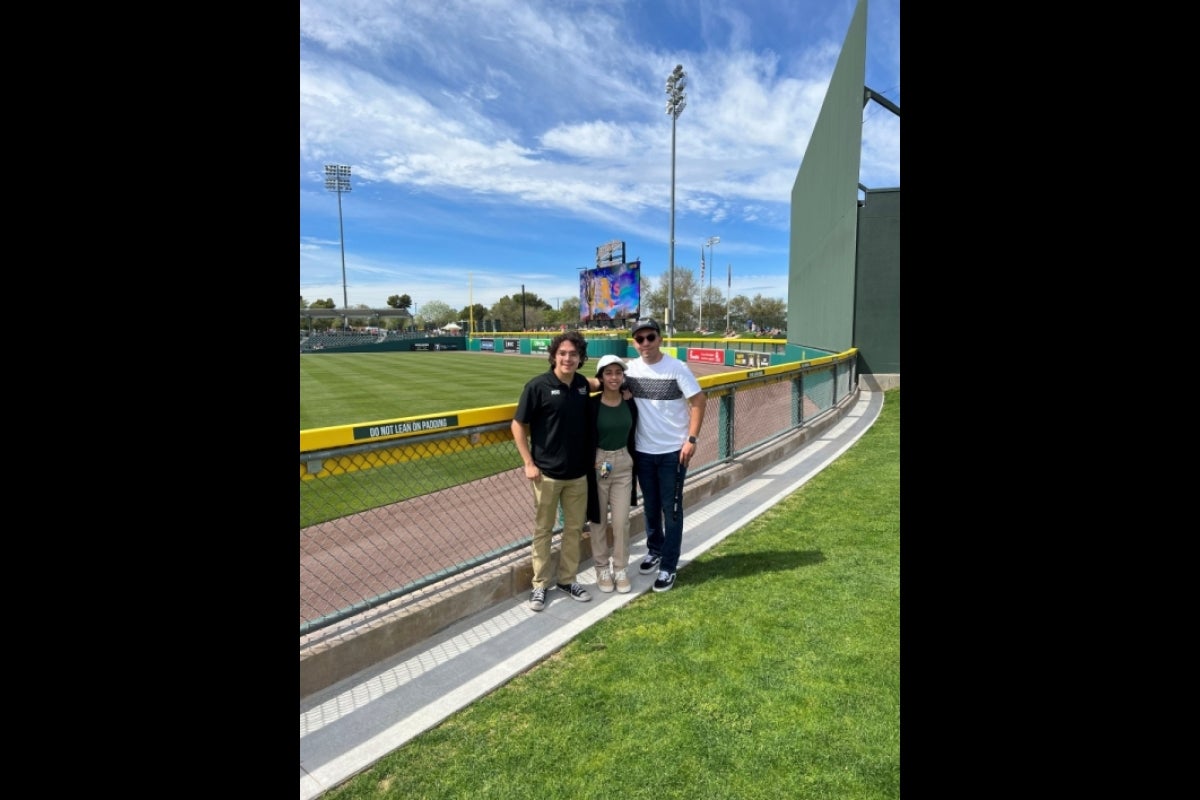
top-left (596, 400), bottom-right (633, 450)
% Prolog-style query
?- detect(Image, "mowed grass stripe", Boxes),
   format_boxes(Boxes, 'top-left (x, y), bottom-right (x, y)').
top-left (300, 351), bottom-right (555, 430)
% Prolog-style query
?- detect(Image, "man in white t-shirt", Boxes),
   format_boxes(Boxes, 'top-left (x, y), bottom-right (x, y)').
top-left (622, 318), bottom-right (705, 593)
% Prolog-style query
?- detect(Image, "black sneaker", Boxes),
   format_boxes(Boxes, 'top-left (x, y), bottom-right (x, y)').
top-left (652, 570), bottom-right (676, 592)
top-left (638, 553), bottom-right (662, 574)
top-left (556, 582), bottom-right (593, 602)
top-left (528, 587), bottom-right (547, 611)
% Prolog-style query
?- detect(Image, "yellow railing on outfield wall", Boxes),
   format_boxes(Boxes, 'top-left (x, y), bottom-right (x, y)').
top-left (299, 354), bottom-right (837, 456)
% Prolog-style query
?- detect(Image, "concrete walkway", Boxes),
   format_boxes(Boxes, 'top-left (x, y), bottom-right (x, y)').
top-left (300, 389), bottom-right (885, 800)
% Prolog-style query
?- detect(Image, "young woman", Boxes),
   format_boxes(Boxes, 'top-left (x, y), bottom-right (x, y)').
top-left (585, 354), bottom-right (639, 593)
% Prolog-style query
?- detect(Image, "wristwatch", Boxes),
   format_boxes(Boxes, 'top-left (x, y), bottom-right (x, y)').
top-left (687, 436), bottom-right (698, 444)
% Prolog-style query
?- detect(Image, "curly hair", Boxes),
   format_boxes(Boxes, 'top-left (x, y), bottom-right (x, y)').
top-left (547, 330), bottom-right (588, 368)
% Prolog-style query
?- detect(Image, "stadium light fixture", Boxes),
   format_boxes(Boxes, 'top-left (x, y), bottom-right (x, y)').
top-left (665, 64), bottom-right (687, 334)
top-left (324, 164), bottom-right (352, 330)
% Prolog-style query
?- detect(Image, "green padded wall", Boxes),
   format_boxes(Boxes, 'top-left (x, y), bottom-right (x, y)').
top-left (855, 188), bottom-right (900, 374)
top-left (786, 0), bottom-right (867, 355)
top-left (787, 0), bottom-right (864, 357)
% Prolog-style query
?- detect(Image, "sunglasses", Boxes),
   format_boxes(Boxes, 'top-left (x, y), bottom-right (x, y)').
top-left (634, 333), bottom-right (658, 344)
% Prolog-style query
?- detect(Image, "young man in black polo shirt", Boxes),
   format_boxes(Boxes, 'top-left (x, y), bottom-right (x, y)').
top-left (512, 331), bottom-right (600, 611)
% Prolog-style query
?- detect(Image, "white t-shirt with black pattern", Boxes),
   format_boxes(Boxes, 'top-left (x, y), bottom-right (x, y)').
top-left (624, 353), bottom-right (701, 455)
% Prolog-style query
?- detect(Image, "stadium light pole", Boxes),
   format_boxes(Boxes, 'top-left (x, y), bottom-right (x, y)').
top-left (704, 236), bottom-right (719, 331)
top-left (324, 164), bottom-right (352, 330)
top-left (665, 64), bottom-right (687, 335)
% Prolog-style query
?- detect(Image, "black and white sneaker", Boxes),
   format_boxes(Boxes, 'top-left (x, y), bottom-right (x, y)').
top-left (638, 553), bottom-right (662, 574)
top-left (528, 587), bottom-right (547, 611)
top-left (652, 571), bottom-right (676, 592)
top-left (556, 582), bottom-right (593, 602)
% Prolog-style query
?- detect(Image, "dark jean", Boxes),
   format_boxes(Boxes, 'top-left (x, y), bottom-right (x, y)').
top-left (636, 450), bottom-right (687, 574)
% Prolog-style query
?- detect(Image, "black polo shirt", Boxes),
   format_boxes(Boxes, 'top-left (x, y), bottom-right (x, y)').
top-left (514, 369), bottom-right (593, 479)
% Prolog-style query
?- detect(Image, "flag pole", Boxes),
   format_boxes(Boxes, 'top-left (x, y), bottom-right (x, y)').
top-left (726, 263), bottom-right (731, 334)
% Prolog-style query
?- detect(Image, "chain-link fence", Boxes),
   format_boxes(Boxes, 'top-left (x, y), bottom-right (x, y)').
top-left (301, 352), bottom-right (856, 641)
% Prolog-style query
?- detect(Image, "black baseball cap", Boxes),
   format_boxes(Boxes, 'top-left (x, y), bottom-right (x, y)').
top-left (632, 318), bottom-right (661, 335)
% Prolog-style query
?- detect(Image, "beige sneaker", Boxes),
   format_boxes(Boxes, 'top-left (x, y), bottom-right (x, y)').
top-left (596, 566), bottom-right (615, 593)
top-left (614, 568), bottom-right (631, 593)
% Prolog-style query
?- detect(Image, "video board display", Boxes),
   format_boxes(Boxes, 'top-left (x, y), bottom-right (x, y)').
top-left (580, 260), bottom-right (640, 324)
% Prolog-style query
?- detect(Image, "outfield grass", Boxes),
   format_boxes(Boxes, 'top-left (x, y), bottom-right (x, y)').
top-left (322, 388), bottom-right (900, 800)
top-left (300, 351), bottom-right (553, 430)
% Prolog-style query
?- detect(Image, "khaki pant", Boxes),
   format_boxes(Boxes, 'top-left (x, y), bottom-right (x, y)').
top-left (591, 447), bottom-right (635, 571)
top-left (530, 474), bottom-right (588, 589)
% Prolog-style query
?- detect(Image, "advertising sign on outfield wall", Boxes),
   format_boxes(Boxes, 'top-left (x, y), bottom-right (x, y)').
top-left (734, 351), bottom-right (771, 368)
top-left (687, 349), bottom-right (724, 365)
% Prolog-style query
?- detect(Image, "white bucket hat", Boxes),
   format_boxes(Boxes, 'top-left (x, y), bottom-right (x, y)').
top-left (594, 354), bottom-right (627, 378)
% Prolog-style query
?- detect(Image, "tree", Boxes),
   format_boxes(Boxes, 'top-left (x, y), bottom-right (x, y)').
top-left (489, 296), bottom-right (522, 331)
top-left (490, 292), bottom-right (552, 331)
top-left (559, 297), bottom-right (582, 328)
top-left (306, 297), bottom-right (347, 330)
top-left (515, 290), bottom-right (551, 311)
top-left (300, 296), bottom-right (311, 332)
top-left (642, 274), bottom-right (665, 325)
top-left (418, 300), bottom-right (456, 331)
top-left (728, 295), bottom-right (750, 329)
top-left (458, 304), bottom-right (489, 333)
top-left (347, 303), bottom-right (373, 329)
top-left (746, 295), bottom-right (787, 332)
top-left (644, 267), bottom-right (697, 331)
top-left (729, 294), bottom-right (787, 333)
top-left (383, 295), bottom-right (414, 330)
top-left (304, 298), bottom-right (337, 332)
top-left (698, 283), bottom-right (727, 332)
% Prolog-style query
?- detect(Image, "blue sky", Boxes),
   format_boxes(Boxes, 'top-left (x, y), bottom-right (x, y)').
top-left (299, 0), bottom-right (899, 319)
